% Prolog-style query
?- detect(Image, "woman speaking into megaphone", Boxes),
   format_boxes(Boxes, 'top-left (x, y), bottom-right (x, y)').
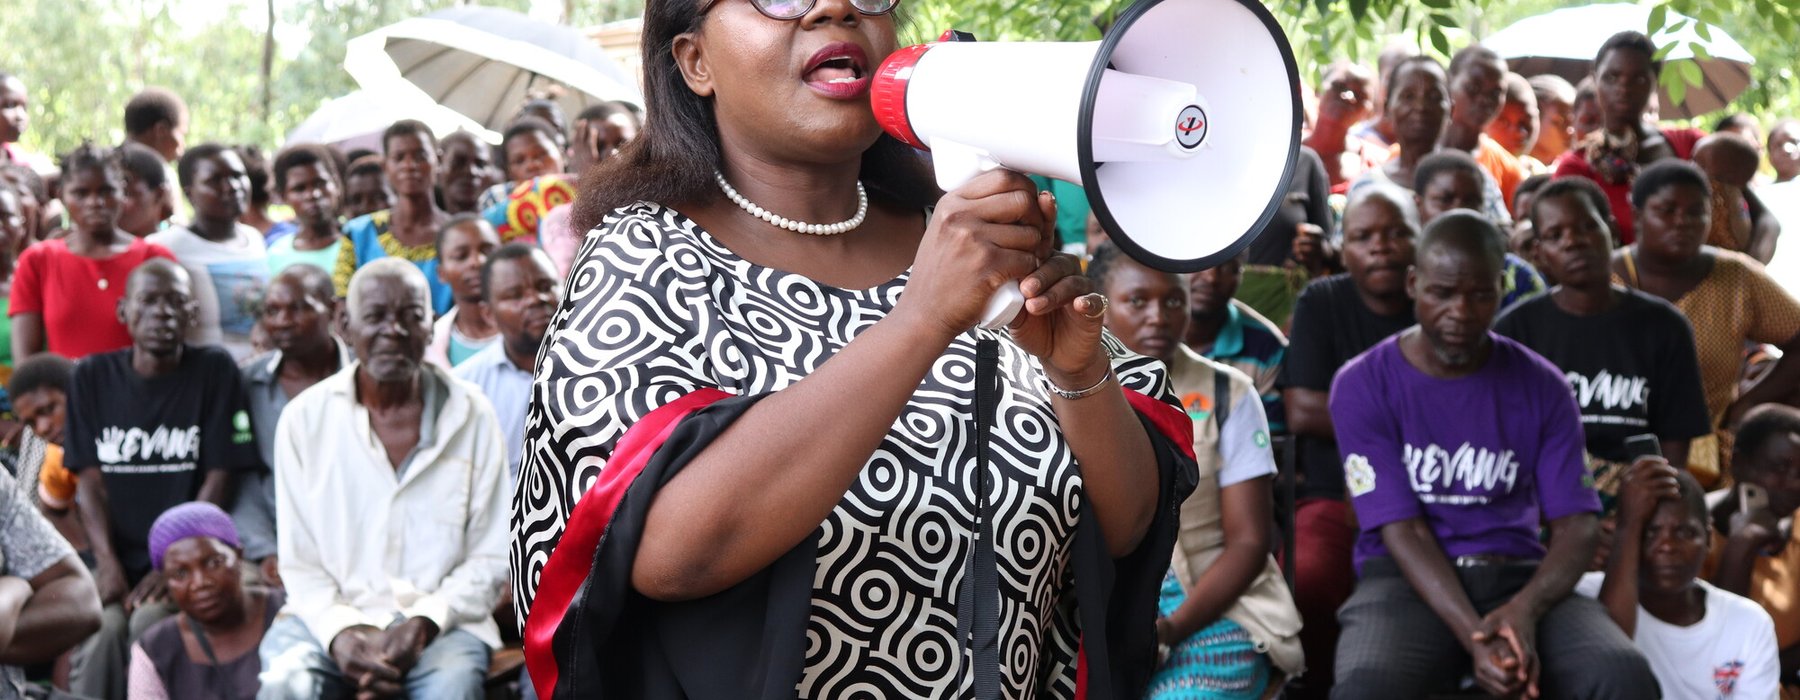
top-left (510, 0), bottom-right (1198, 697)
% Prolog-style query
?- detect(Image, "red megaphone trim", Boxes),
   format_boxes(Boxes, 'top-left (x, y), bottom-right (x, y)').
top-left (870, 43), bottom-right (932, 151)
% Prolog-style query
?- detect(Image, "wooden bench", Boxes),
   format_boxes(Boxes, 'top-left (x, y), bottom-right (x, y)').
top-left (485, 644), bottom-right (526, 700)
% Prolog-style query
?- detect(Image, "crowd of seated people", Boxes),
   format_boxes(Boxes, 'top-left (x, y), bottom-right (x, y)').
top-left (0, 76), bottom-right (640, 699)
top-left (0, 19), bottom-right (1795, 700)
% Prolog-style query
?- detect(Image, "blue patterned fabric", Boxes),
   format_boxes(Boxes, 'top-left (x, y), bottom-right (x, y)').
top-left (1147, 569), bottom-right (1271, 700)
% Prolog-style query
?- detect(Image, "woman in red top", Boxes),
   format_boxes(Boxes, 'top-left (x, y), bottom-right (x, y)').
top-left (1552, 31), bottom-right (1703, 245)
top-left (10, 144), bottom-right (176, 361)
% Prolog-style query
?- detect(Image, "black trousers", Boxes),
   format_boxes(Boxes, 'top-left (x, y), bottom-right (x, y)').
top-left (1331, 558), bottom-right (1660, 700)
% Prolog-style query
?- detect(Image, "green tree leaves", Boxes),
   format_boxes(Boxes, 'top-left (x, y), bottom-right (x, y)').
top-left (4, 0), bottom-right (1799, 159)
top-left (0, 0), bottom-right (532, 159)
top-left (899, 0), bottom-right (1118, 43)
top-left (905, 0), bottom-right (1800, 125)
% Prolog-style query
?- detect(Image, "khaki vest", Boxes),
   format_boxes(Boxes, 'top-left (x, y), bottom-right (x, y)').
top-left (1167, 347), bottom-right (1306, 678)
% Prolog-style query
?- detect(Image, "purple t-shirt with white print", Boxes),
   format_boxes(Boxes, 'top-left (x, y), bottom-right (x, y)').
top-left (1329, 333), bottom-right (1599, 573)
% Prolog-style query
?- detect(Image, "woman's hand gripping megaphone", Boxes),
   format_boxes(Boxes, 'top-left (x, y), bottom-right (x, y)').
top-left (927, 142), bottom-right (1035, 330)
top-left (901, 169), bottom-right (1068, 335)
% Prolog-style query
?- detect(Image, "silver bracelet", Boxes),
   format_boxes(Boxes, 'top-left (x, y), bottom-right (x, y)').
top-left (1044, 369), bottom-right (1113, 400)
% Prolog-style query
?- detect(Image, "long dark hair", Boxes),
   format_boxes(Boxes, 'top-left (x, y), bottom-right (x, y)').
top-left (572, 0), bottom-right (939, 233)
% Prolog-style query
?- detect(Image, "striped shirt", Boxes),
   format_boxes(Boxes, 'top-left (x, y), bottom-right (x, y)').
top-left (1195, 300), bottom-right (1288, 432)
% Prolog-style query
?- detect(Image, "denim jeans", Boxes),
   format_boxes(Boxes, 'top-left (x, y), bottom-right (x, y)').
top-left (256, 616), bottom-right (490, 700)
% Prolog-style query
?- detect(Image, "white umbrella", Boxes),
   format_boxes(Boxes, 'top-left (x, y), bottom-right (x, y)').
top-left (286, 88), bottom-right (499, 154)
top-left (1483, 3), bottom-right (1754, 119)
top-left (344, 6), bottom-right (644, 132)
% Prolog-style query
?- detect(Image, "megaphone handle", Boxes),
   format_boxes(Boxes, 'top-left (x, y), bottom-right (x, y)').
top-left (933, 140), bottom-right (1028, 330)
top-left (931, 140), bottom-right (1002, 194)
top-left (977, 281), bottom-right (1026, 330)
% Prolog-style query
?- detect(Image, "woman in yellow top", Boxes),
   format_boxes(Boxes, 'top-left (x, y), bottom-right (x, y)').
top-left (331, 121), bottom-right (453, 315)
top-left (1615, 160), bottom-right (1800, 484)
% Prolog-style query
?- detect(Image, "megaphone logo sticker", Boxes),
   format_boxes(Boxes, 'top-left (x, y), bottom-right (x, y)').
top-left (1175, 105), bottom-right (1208, 149)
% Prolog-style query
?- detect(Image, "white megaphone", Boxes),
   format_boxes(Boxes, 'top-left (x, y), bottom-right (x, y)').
top-left (871, 0), bottom-right (1302, 329)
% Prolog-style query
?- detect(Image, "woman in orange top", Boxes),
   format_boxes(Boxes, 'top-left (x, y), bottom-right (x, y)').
top-left (8, 353), bottom-right (84, 550)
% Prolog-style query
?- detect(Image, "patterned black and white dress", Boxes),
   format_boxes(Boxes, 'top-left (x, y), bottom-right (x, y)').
top-left (512, 202), bottom-right (1181, 699)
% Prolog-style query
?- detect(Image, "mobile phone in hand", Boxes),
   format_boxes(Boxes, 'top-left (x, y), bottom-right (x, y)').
top-left (1740, 482), bottom-right (1770, 517)
top-left (1622, 434), bottom-right (1662, 461)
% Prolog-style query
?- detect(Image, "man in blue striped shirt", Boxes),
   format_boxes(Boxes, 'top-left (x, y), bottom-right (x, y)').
top-left (1187, 253), bottom-right (1289, 433)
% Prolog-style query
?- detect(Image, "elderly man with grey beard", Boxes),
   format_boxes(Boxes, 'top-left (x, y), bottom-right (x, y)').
top-left (259, 258), bottom-right (507, 700)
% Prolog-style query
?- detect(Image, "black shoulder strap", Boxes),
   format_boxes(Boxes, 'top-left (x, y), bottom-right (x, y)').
top-left (1213, 367), bottom-right (1231, 433)
top-left (189, 616), bottom-right (236, 700)
top-left (956, 337), bottom-right (1003, 700)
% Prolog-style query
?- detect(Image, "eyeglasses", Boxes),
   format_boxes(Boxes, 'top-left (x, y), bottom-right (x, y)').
top-left (700, 0), bottom-right (900, 21)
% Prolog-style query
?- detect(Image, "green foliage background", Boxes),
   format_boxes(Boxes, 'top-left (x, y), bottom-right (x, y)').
top-left (1, 0), bottom-right (1797, 159)
top-left (902, 0), bottom-right (1800, 126)
top-left (0, 0), bottom-right (557, 158)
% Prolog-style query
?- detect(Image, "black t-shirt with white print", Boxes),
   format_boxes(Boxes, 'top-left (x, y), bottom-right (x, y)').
top-left (65, 344), bottom-right (261, 584)
top-left (1278, 274), bottom-right (1416, 500)
top-left (1494, 288), bottom-right (1711, 463)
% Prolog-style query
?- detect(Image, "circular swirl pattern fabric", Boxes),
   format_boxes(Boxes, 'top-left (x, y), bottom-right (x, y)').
top-left (511, 202), bottom-right (1171, 699)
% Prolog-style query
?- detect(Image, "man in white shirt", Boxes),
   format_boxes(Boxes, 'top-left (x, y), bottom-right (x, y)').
top-left (148, 143), bottom-right (269, 361)
top-left (1577, 458), bottom-right (1779, 700)
top-left (1755, 120), bottom-right (1798, 297)
top-left (1756, 210), bottom-right (1798, 300)
top-left (453, 243), bottom-right (561, 485)
top-left (259, 258), bottom-right (508, 700)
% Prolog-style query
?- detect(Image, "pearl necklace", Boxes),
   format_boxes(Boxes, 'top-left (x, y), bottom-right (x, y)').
top-left (714, 170), bottom-right (867, 236)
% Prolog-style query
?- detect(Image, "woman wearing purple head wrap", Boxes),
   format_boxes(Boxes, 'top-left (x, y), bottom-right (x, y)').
top-left (126, 502), bottom-right (283, 700)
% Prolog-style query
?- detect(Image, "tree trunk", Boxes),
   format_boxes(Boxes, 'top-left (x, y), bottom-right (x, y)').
top-left (261, 0), bottom-right (275, 127)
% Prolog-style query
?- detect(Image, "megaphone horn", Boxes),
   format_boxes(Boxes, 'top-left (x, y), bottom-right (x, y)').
top-left (871, 0), bottom-right (1302, 329)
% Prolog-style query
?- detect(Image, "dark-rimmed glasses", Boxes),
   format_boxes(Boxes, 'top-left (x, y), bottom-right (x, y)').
top-left (699, 0), bottom-right (901, 21)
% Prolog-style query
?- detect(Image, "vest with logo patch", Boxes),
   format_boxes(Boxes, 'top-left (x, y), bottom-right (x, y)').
top-left (1165, 346), bottom-right (1305, 678)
